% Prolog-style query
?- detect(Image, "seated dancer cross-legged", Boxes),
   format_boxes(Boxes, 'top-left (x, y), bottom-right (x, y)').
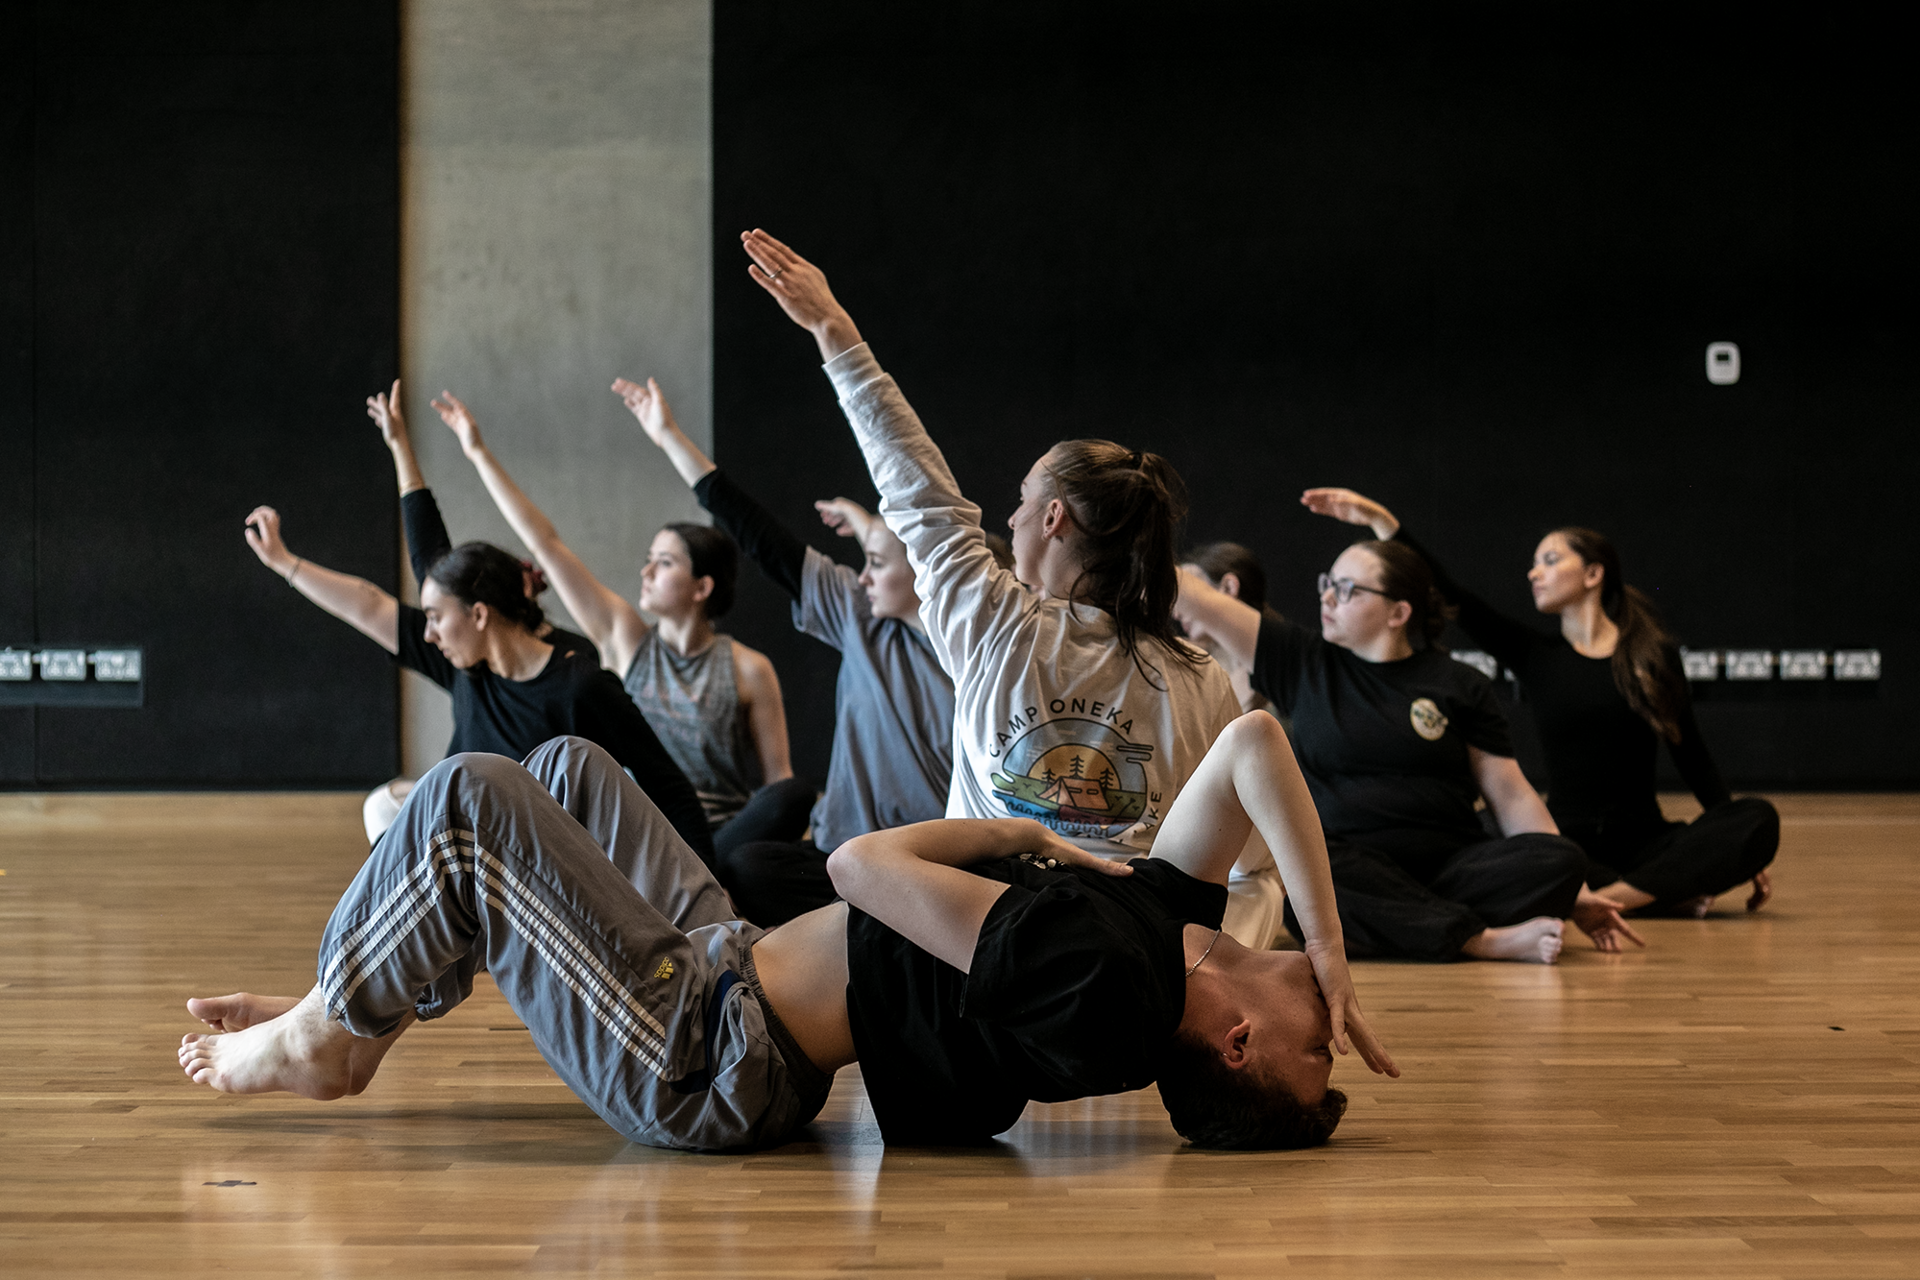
top-left (180, 715), bottom-right (1398, 1151)
top-left (736, 229), bottom-right (1289, 950)
top-left (610, 375), bottom-right (957, 926)
top-left (1301, 488), bottom-right (1779, 916)
top-left (240, 504), bottom-right (712, 862)
top-left (1177, 540), bottom-right (1641, 963)
top-left (359, 381), bottom-right (600, 842)
top-left (425, 390), bottom-right (814, 866)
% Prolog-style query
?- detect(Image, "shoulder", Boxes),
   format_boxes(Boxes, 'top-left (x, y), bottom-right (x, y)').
top-left (728, 638), bottom-right (782, 694)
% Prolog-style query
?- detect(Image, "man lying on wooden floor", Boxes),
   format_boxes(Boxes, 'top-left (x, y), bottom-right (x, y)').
top-left (179, 718), bottom-right (1397, 1151)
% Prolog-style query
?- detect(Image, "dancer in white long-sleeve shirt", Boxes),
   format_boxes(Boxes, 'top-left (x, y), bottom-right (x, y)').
top-left (738, 229), bottom-right (1286, 947)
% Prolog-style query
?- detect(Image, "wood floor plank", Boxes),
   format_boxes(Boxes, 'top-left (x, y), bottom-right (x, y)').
top-left (3, 792), bottom-right (1918, 1276)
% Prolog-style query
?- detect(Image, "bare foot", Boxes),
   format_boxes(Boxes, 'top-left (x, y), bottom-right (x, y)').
top-left (1746, 868), bottom-right (1773, 913)
top-left (1462, 917), bottom-right (1564, 964)
top-left (187, 992), bottom-right (302, 1033)
top-left (178, 986), bottom-right (365, 1100)
top-left (1678, 893), bottom-right (1716, 919)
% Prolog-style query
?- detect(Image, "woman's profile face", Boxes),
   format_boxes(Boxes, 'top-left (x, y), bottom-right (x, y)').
top-left (857, 525), bottom-right (920, 621)
top-left (638, 529), bottom-right (708, 618)
top-left (1318, 545), bottom-right (1403, 652)
top-left (420, 578), bottom-right (485, 669)
top-left (1528, 533), bottom-right (1600, 615)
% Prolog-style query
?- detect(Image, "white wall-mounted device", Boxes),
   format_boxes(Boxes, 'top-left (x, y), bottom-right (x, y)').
top-left (1706, 341), bottom-right (1740, 385)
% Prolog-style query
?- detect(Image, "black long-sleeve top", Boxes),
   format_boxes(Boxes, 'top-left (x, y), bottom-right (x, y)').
top-left (691, 470), bottom-right (808, 599)
top-left (1395, 527), bottom-right (1731, 844)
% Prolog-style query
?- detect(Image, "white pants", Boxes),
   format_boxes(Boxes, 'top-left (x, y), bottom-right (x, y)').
top-left (362, 777), bottom-right (416, 844)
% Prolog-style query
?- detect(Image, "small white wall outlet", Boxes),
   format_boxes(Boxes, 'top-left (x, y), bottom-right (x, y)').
top-left (1833, 650), bottom-right (1882, 681)
top-left (1724, 649), bottom-right (1775, 680)
top-left (90, 650), bottom-right (143, 682)
top-left (0, 649), bottom-right (31, 681)
top-left (1451, 650), bottom-right (1500, 679)
top-left (1779, 650), bottom-right (1829, 680)
top-left (1680, 648), bottom-right (1721, 681)
top-left (35, 650), bottom-right (88, 681)
top-left (1706, 342), bottom-right (1740, 384)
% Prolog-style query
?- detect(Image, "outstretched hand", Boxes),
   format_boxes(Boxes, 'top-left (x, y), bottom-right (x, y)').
top-left (1303, 939), bottom-right (1399, 1077)
top-left (366, 379), bottom-right (407, 447)
top-left (1024, 825), bottom-right (1134, 878)
top-left (243, 505), bottom-right (295, 575)
top-left (1572, 888), bottom-right (1648, 953)
top-left (739, 229), bottom-right (863, 360)
top-left (1300, 488), bottom-right (1400, 540)
top-left (815, 497), bottom-right (874, 542)
top-left (430, 390), bottom-right (484, 456)
top-left (612, 376), bottom-right (681, 449)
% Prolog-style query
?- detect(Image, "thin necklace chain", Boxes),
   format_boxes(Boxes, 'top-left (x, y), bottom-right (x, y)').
top-left (1185, 927), bottom-right (1223, 977)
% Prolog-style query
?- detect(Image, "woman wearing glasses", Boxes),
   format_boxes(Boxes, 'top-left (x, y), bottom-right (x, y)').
top-left (1176, 539), bottom-right (1639, 963)
top-left (1300, 488), bottom-right (1777, 919)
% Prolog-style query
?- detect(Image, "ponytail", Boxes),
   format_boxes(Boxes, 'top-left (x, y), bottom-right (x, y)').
top-left (1354, 539), bottom-right (1455, 650)
top-left (1042, 439), bottom-right (1202, 686)
top-left (1552, 527), bottom-right (1686, 743)
top-left (425, 542), bottom-right (547, 633)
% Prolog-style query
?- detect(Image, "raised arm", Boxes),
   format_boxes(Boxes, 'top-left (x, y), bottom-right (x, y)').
top-left (430, 391), bottom-right (649, 673)
top-left (244, 506), bottom-right (398, 653)
top-left (826, 818), bottom-right (1125, 973)
top-left (1173, 567), bottom-right (1261, 670)
top-left (367, 379), bottom-right (426, 496)
top-left (739, 229), bottom-right (1028, 671)
top-left (614, 377), bottom-right (810, 602)
top-left (1151, 713), bottom-right (1395, 1075)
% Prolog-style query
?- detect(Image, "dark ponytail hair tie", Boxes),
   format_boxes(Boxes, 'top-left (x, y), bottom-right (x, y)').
top-left (1127, 448), bottom-right (1144, 468)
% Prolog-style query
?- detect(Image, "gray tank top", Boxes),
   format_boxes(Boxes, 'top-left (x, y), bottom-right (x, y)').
top-left (623, 630), bottom-right (759, 826)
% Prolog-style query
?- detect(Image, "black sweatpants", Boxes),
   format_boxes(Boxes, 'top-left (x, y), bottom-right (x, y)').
top-left (714, 837), bottom-right (837, 928)
top-left (1284, 832), bottom-right (1588, 962)
top-left (1570, 796), bottom-right (1779, 909)
top-left (711, 777), bottom-right (818, 866)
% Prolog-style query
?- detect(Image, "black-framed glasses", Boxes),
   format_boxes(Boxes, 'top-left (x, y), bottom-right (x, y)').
top-left (1318, 572), bottom-right (1394, 605)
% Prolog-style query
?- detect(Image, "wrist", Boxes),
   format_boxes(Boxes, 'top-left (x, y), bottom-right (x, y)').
top-left (811, 311), bottom-right (862, 360)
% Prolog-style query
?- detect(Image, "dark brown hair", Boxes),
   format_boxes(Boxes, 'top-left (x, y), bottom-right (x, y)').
top-left (425, 542), bottom-right (546, 633)
top-left (1042, 440), bottom-right (1202, 686)
top-left (1184, 541), bottom-right (1270, 612)
top-left (661, 522), bottom-right (739, 619)
top-left (1352, 539), bottom-right (1454, 650)
top-left (1550, 527), bottom-right (1686, 743)
top-left (1156, 1029), bottom-right (1349, 1150)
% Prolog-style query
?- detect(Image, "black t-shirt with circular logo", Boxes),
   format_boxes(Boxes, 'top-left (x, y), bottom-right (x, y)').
top-left (1250, 614), bottom-right (1512, 865)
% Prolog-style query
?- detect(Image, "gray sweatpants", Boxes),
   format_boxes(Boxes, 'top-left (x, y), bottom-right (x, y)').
top-left (317, 736), bottom-right (833, 1152)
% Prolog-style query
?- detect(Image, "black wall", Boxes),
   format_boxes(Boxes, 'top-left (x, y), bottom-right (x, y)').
top-left (1, 3), bottom-right (401, 787)
top-left (714, 2), bottom-right (1919, 789)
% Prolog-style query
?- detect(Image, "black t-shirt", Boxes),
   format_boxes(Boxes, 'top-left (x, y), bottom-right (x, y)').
top-left (394, 606), bottom-right (712, 860)
top-left (845, 857), bottom-right (1227, 1145)
top-left (1250, 614), bottom-right (1512, 864)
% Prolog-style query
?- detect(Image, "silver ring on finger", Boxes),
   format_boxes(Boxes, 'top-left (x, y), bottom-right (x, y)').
top-left (767, 266), bottom-right (784, 281)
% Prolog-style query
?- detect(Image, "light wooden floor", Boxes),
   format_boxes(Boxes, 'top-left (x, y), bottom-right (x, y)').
top-left (2, 792), bottom-right (1917, 1278)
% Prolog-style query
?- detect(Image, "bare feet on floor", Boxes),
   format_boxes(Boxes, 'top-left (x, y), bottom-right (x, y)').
top-left (186, 992), bottom-right (302, 1033)
top-left (1746, 868), bottom-right (1773, 913)
top-left (1462, 917), bottom-right (1564, 964)
top-left (178, 985), bottom-right (397, 1100)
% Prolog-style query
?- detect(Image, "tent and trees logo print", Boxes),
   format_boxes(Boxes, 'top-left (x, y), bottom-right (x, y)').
top-left (989, 716), bottom-right (1156, 841)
